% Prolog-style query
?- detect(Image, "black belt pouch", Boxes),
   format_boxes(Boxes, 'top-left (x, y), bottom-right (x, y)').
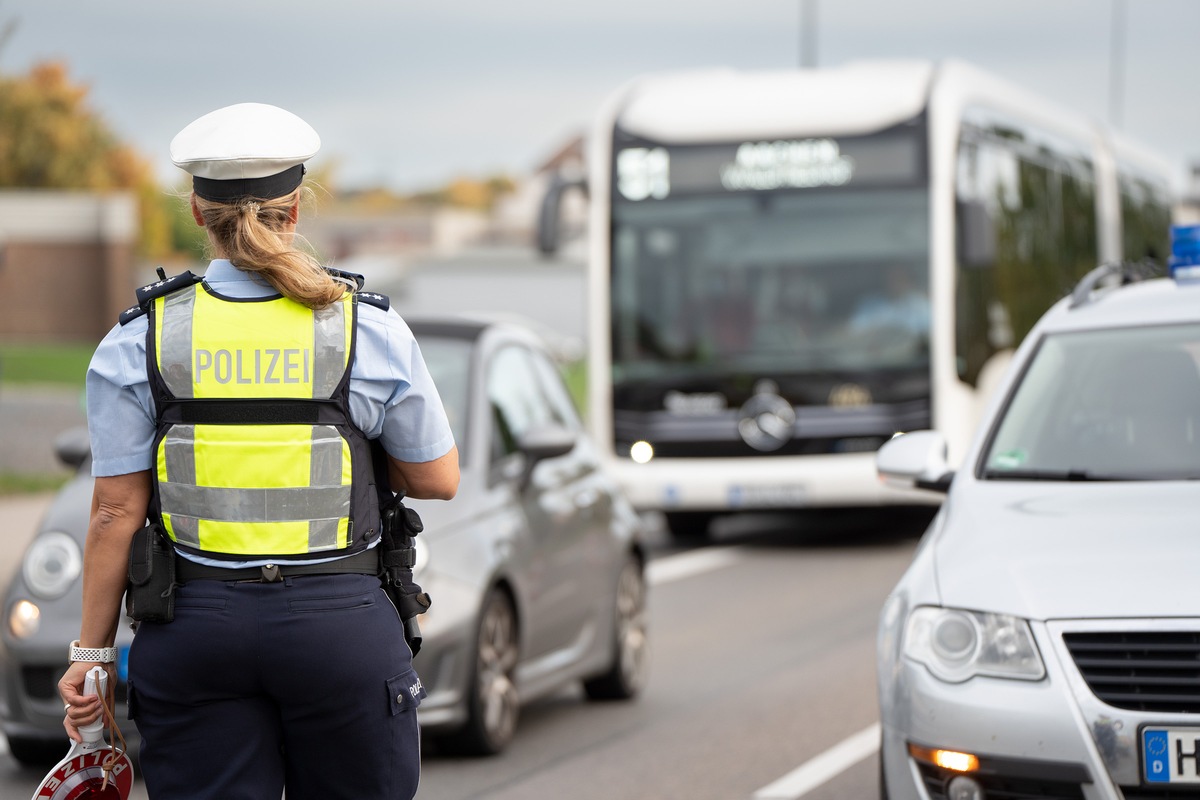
top-left (126, 523), bottom-right (176, 624)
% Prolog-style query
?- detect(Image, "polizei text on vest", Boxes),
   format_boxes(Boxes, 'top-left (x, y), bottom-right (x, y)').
top-left (194, 348), bottom-right (312, 384)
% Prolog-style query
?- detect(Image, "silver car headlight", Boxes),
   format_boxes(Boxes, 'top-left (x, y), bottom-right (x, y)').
top-left (904, 606), bottom-right (1045, 683)
top-left (22, 531), bottom-right (83, 600)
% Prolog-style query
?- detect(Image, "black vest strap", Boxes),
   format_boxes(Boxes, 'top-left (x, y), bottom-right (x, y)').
top-left (160, 399), bottom-right (339, 426)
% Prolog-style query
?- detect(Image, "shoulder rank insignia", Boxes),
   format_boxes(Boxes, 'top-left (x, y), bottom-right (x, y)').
top-left (120, 267), bottom-right (201, 325)
top-left (357, 290), bottom-right (391, 311)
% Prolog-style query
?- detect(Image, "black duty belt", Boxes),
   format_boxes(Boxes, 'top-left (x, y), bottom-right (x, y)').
top-left (176, 547), bottom-right (380, 584)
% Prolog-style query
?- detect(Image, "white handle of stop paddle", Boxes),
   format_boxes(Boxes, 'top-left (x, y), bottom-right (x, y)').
top-left (78, 666), bottom-right (108, 745)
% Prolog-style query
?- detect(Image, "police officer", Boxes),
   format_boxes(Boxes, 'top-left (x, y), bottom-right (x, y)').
top-left (58, 103), bottom-right (459, 800)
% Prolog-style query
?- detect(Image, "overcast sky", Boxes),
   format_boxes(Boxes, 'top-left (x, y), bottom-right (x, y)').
top-left (3, 1), bottom-right (1197, 193)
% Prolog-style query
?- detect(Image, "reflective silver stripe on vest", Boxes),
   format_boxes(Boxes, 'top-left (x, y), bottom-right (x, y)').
top-left (157, 483), bottom-right (352, 523)
top-left (309, 425), bottom-right (345, 549)
top-left (159, 286), bottom-right (197, 398)
top-left (312, 302), bottom-right (347, 399)
top-left (161, 424), bottom-right (200, 547)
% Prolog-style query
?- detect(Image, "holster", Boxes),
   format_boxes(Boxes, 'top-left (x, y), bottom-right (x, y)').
top-left (126, 523), bottom-right (176, 624)
top-left (379, 494), bottom-right (432, 656)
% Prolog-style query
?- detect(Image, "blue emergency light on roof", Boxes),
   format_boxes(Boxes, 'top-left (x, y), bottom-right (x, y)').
top-left (1169, 224), bottom-right (1200, 281)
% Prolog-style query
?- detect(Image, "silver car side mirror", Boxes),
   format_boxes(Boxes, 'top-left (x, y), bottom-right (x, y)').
top-left (876, 430), bottom-right (953, 493)
top-left (516, 423), bottom-right (577, 490)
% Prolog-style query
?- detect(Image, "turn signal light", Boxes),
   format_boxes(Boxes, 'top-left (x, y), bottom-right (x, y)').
top-left (908, 743), bottom-right (980, 773)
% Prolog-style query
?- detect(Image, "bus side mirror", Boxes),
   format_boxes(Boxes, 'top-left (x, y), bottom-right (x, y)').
top-left (537, 173), bottom-right (588, 257)
top-left (957, 199), bottom-right (996, 270)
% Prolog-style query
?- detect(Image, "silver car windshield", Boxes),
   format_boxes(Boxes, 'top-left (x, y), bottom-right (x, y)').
top-left (983, 323), bottom-right (1200, 480)
top-left (415, 336), bottom-right (473, 460)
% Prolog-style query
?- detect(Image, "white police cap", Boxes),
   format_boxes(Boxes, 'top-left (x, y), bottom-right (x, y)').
top-left (170, 103), bottom-right (320, 202)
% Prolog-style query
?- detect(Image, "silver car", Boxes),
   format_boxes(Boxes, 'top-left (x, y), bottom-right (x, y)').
top-left (0, 316), bottom-right (648, 763)
top-left (876, 263), bottom-right (1200, 799)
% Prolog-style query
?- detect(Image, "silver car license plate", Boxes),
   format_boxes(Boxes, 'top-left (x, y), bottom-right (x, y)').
top-left (1144, 727), bottom-right (1200, 783)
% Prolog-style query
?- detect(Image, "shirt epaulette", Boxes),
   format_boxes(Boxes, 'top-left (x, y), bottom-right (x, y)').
top-left (324, 266), bottom-right (387, 309)
top-left (120, 270), bottom-right (202, 325)
top-left (357, 291), bottom-right (391, 311)
top-left (324, 266), bottom-right (366, 292)
top-left (119, 304), bottom-right (147, 326)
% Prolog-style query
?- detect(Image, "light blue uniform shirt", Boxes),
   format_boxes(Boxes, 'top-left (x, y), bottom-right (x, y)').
top-left (87, 258), bottom-right (455, 481)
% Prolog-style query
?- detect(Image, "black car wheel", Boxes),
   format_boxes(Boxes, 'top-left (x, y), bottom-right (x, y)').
top-left (438, 587), bottom-right (520, 756)
top-left (583, 555), bottom-right (648, 700)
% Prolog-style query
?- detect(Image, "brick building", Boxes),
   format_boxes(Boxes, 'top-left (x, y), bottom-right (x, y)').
top-left (0, 191), bottom-right (137, 342)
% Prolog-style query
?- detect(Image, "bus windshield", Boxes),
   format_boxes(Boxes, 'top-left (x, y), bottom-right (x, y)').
top-left (611, 186), bottom-right (931, 387)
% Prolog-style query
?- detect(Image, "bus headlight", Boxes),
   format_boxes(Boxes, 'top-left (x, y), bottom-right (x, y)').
top-left (904, 606), bottom-right (1044, 683)
top-left (22, 531), bottom-right (82, 600)
top-left (630, 441), bottom-right (655, 464)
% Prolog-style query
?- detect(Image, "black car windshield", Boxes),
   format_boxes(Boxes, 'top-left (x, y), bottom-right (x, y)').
top-left (982, 323), bottom-right (1200, 480)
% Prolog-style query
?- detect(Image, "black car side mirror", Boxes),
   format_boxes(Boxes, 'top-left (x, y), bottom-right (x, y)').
top-left (53, 426), bottom-right (91, 471)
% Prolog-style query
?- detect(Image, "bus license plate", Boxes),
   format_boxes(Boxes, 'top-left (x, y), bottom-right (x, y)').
top-left (727, 484), bottom-right (807, 507)
top-left (1144, 727), bottom-right (1200, 783)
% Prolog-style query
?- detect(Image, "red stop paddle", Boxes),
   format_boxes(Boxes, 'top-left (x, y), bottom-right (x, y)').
top-left (32, 666), bottom-right (135, 800)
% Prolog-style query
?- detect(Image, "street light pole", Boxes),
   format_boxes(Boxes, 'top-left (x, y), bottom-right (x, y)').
top-left (1108, 0), bottom-right (1126, 129)
top-left (800, 0), bottom-right (818, 69)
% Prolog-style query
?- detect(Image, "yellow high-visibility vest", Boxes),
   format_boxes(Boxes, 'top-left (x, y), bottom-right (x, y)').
top-left (146, 281), bottom-right (380, 560)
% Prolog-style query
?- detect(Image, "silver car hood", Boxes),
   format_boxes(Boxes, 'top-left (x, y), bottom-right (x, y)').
top-left (933, 480), bottom-right (1200, 621)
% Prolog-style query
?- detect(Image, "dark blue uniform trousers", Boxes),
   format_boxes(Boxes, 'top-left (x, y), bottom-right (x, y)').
top-left (127, 573), bottom-right (425, 800)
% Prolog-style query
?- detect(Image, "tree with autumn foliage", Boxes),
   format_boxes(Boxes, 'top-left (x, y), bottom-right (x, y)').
top-left (408, 174), bottom-right (517, 210)
top-left (0, 61), bottom-right (180, 259)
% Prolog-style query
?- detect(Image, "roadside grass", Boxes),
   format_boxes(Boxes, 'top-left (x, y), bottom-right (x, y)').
top-left (562, 359), bottom-right (586, 415)
top-left (0, 343), bottom-right (88, 495)
top-left (0, 471), bottom-right (71, 496)
top-left (0, 342), bottom-right (93, 389)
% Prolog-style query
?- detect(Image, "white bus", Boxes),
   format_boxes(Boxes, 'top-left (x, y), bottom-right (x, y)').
top-left (539, 60), bottom-right (1174, 540)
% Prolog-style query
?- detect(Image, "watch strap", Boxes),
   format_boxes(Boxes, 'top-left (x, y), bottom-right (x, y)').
top-left (68, 639), bottom-right (118, 664)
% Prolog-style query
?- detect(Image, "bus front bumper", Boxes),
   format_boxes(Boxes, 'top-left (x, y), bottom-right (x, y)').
top-left (607, 452), bottom-right (937, 512)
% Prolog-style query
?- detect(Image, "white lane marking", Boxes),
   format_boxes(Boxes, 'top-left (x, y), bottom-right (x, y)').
top-left (646, 547), bottom-right (741, 586)
top-left (752, 723), bottom-right (881, 800)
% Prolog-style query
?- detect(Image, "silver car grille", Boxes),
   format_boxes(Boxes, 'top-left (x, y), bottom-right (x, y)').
top-left (1062, 631), bottom-right (1200, 714)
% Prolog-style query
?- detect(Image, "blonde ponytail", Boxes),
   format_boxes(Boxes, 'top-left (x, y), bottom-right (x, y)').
top-left (193, 189), bottom-right (345, 309)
